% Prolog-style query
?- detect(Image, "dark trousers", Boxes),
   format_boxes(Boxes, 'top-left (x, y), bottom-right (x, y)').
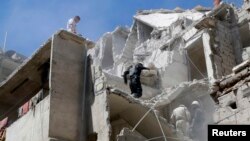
top-left (129, 76), bottom-right (142, 98)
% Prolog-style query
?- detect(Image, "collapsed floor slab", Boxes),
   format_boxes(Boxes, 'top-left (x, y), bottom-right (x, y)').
top-left (108, 89), bottom-right (177, 141)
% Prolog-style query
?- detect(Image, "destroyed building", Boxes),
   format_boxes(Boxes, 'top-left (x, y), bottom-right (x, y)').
top-left (210, 0), bottom-right (250, 125)
top-left (211, 59), bottom-right (250, 124)
top-left (1, 1), bottom-right (250, 141)
top-left (0, 49), bottom-right (26, 82)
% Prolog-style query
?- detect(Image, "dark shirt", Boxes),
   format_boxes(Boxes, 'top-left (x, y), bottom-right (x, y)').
top-left (123, 63), bottom-right (149, 84)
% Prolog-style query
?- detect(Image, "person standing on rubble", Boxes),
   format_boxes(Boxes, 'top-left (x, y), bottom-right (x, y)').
top-left (123, 63), bottom-right (149, 98)
top-left (214, 0), bottom-right (222, 7)
top-left (170, 105), bottom-right (191, 138)
top-left (189, 101), bottom-right (205, 141)
top-left (67, 16), bottom-right (81, 34)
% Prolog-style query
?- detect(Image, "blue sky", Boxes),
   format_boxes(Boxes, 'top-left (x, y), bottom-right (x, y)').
top-left (0, 0), bottom-right (243, 56)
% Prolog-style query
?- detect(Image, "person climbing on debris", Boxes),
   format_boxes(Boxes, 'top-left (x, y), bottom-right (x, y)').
top-left (67, 16), bottom-right (81, 35)
top-left (189, 101), bottom-right (205, 141)
top-left (123, 63), bottom-right (149, 98)
top-left (170, 105), bottom-right (191, 138)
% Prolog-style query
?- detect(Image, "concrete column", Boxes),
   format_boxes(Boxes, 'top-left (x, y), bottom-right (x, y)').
top-left (202, 31), bottom-right (216, 82)
top-left (49, 33), bottom-right (87, 141)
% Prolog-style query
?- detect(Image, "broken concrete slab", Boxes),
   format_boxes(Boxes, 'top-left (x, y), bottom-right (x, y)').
top-left (134, 11), bottom-right (205, 29)
top-left (0, 39), bottom-right (51, 120)
top-left (116, 128), bottom-right (146, 141)
top-left (108, 90), bottom-right (176, 141)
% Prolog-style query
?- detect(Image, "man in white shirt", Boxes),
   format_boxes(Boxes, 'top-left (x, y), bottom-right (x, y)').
top-left (67, 16), bottom-right (81, 34)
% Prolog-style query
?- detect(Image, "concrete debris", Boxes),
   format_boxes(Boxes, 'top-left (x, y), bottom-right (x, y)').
top-left (136, 9), bottom-right (175, 15)
top-left (211, 60), bottom-right (250, 124)
top-left (210, 1), bottom-right (250, 122)
top-left (193, 5), bottom-right (211, 12)
top-left (116, 128), bottom-right (147, 141)
top-left (134, 11), bottom-right (205, 29)
top-left (88, 2), bottom-right (248, 140)
top-left (232, 59), bottom-right (250, 73)
top-left (210, 59), bottom-right (250, 102)
top-left (174, 7), bottom-right (185, 13)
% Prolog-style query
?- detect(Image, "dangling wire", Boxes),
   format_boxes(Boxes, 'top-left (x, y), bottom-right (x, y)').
top-left (185, 52), bottom-right (207, 78)
top-left (154, 110), bottom-right (167, 141)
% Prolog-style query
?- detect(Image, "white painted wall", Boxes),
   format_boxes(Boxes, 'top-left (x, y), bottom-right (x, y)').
top-left (6, 96), bottom-right (50, 141)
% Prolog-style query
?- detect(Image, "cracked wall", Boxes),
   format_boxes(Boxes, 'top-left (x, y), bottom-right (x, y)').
top-left (211, 60), bottom-right (250, 124)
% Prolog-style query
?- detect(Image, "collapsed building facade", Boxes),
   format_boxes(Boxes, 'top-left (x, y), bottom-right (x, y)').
top-left (1, 0), bottom-right (250, 141)
top-left (210, 0), bottom-right (250, 125)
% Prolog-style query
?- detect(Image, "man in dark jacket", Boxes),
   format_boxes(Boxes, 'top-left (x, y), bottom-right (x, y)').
top-left (123, 63), bottom-right (149, 98)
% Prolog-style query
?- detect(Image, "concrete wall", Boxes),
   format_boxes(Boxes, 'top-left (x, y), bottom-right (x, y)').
top-left (112, 27), bottom-right (129, 61)
top-left (238, 0), bottom-right (250, 24)
top-left (202, 24), bottom-right (238, 82)
top-left (145, 41), bottom-right (189, 88)
top-left (90, 92), bottom-right (110, 141)
top-left (137, 21), bottom-right (153, 44)
top-left (186, 39), bottom-right (208, 80)
top-left (93, 33), bottom-right (114, 69)
top-left (6, 96), bottom-right (50, 141)
top-left (238, 1), bottom-right (250, 50)
top-left (202, 31), bottom-right (216, 81)
top-left (121, 22), bottom-right (138, 61)
top-left (88, 66), bottom-right (111, 141)
top-left (242, 46), bottom-right (250, 61)
top-left (49, 33), bottom-right (87, 141)
top-left (117, 128), bottom-right (146, 141)
top-left (3, 31), bottom-right (90, 141)
top-left (215, 22), bottom-right (237, 74)
top-left (214, 84), bottom-right (250, 124)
